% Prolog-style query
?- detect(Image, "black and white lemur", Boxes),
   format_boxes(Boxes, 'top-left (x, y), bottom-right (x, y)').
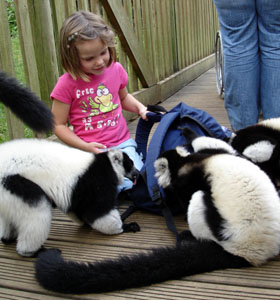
top-left (34, 128), bottom-right (280, 294)
top-left (0, 70), bottom-right (139, 257)
top-left (230, 118), bottom-right (280, 187)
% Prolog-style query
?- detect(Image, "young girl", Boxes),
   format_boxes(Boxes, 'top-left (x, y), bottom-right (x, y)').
top-left (51, 11), bottom-right (147, 191)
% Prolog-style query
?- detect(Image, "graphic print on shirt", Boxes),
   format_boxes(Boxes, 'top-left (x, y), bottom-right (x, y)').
top-left (94, 83), bottom-right (118, 113)
top-left (79, 83), bottom-right (119, 131)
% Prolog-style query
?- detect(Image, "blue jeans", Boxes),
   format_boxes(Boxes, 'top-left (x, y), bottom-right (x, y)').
top-left (113, 138), bottom-right (143, 192)
top-left (213, 0), bottom-right (280, 130)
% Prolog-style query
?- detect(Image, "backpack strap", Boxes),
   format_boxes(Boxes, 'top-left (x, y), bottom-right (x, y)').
top-left (161, 203), bottom-right (182, 245)
top-left (135, 105), bottom-right (167, 162)
top-left (121, 105), bottom-right (167, 222)
top-left (121, 205), bottom-right (139, 221)
top-left (145, 110), bottom-right (181, 201)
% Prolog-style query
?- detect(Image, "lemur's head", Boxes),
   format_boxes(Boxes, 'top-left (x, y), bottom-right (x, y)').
top-left (108, 149), bottom-right (139, 185)
top-left (154, 146), bottom-right (190, 188)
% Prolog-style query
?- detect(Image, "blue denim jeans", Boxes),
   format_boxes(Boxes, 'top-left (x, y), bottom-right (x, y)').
top-left (113, 138), bottom-right (143, 193)
top-left (213, 0), bottom-right (280, 130)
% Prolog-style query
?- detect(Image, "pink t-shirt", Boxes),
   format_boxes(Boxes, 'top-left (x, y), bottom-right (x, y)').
top-left (51, 62), bottom-right (130, 148)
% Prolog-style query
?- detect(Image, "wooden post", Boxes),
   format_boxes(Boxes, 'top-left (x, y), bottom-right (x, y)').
top-left (14, 0), bottom-right (41, 95)
top-left (26, 0), bottom-right (59, 108)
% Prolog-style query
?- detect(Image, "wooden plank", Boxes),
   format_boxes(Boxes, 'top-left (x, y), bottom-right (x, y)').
top-left (146, 0), bottom-right (160, 81)
top-left (188, 0), bottom-right (195, 65)
top-left (14, 0), bottom-right (40, 93)
top-left (132, 0), bottom-right (143, 91)
top-left (180, 0), bottom-right (186, 68)
top-left (180, 0), bottom-right (187, 67)
top-left (0, 1), bottom-right (16, 75)
top-left (102, 0), bottom-right (156, 87)
top-left (90, 0), bottom-right (102, 15)
top-left (0, 287), bottom-right (70, 300)
top-left (174, 0), bottom-right (182, 70)
top-left (169, 0), bottom-right (178, 72)
top-left (132, 0), bottom-right (142, 41)
top-left (26, 0), bottom-right (59, 108)
top-left (155, 0), bottom-right (166, 79)
top-left (142, 0), bottom-right (156, 71)
top-left (50, 0), bottom-right (67, 37)
top-left (163, 0), bottom-right (172, 76)
top-left (50, 0), bottom-right (67, 76)
top-left (64, 0), bottom-right (77, 16)
top-left (124, 0), bottom-right (139, 92)
top-left (77, 0), bottom-right (90, 10)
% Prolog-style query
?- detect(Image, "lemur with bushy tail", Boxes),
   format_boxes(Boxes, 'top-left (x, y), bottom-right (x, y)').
top-left (35, 127), bottom-right (280, 294)
top-left (0, 70), bottom-right (139, 257)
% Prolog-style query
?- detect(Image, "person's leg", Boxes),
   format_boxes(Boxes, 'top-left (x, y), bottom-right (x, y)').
top-left (257, 0), bottom-right (280, 120)
top-left (213, 0), bottom-right (260, 130)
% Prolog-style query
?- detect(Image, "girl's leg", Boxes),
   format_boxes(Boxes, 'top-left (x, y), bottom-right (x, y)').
top-left (213, 0), bottom-right (260, 130)
top-left (257, 0), bottom-right (280, 120)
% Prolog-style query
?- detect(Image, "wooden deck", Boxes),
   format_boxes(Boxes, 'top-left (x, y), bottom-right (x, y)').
top-left (1, 68), bottom-right (280, 300)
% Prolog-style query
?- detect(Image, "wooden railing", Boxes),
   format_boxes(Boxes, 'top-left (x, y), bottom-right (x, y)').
top-left (0, 0), bottom-right (219, 139)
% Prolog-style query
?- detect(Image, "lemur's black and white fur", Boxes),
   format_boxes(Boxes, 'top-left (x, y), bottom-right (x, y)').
top-left (0, 70), bottom-right (139, 257)
top-left (34, 129), bottom-right (280, 294)
top-left (230, 118), bottom-right (280, 187)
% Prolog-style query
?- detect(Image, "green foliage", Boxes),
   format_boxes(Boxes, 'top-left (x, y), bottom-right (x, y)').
top-left (6, 0), bottom-right (17, 38)
top-left (0, 101), bottom-right (34, 142)
top-left (0, 103), bottom-right (9, 143)
top-left (12, 37), bottom-right (25, 83)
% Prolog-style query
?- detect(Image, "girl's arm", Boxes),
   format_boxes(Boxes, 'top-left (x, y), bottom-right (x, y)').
top-left (119, 87), bottom-right (147, 120)
top-left (52, 99), bottom-right (107, 153)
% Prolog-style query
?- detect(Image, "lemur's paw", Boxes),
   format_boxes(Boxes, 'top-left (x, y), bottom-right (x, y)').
top-left (177, 230), bottom-right (198, 246)
top-left (122, 222), bottom-right (140, 233)
top-left (1, 237), bottom-right (16, 244)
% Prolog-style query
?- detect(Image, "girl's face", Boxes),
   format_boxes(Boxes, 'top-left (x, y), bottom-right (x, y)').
top-left (75, 38), bottom-right (110, 75)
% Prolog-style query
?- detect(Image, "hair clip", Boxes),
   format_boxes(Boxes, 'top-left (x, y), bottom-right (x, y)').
top-left (67, 32), bottom-right (79, 42)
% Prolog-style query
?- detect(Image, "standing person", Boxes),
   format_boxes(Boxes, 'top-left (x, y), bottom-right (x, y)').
top-left (51, 10), bottom-right (147, 191)
top-left (213, 1), bottom-right (280, 131)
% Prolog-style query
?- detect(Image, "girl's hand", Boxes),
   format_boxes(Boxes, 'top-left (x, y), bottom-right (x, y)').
top-left (86, 142), bottom-right (108, 154)
top-left (139, 107), bottom-right (148, 120)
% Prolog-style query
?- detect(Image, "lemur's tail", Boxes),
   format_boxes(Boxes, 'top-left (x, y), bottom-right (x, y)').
top-left (35, 238), bottom-right (250, 294)
top-left (0, 70), bottom-right (53, 133)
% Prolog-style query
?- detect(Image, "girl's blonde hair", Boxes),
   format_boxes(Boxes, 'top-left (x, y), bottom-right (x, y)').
top-left (60, 11), bottom-right (116, 81)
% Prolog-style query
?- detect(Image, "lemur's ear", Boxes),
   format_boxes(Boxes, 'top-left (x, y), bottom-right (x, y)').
top-left (108, 149), bottom-right (123, 165)
top-left (154, 157), bottom-right (168, 173)
top-left (154, 157), bottom-right (172, 188)
top-left (176, 146), bottom-right (190, 157)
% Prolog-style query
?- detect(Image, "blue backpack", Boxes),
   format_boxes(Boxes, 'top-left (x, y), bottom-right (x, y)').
top-left (122, 102), bottom-right (232, 239)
